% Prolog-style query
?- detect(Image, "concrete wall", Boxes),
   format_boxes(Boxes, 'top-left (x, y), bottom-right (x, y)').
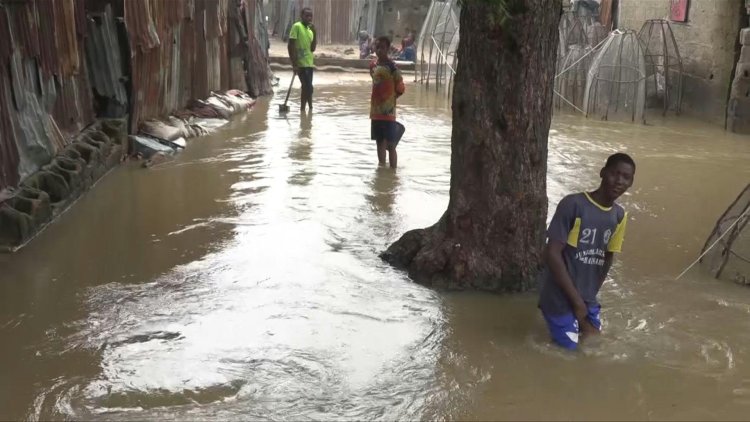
top-left (727, 1), bottom-right (750, 134)
top-left (618, 0), bottom-right (745, 126)
top-left (376, 0), bottom-right (431, 43)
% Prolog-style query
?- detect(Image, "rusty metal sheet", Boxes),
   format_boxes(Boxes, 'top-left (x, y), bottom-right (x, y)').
top-left (126, 0), bottom-right (265, 131)
top-left (229, 2), bottom-right (248, 92)
top-left (74, 0), bottom-right (87, 36)
top-left (331, 0), bottom-right (353, 44)
top-left (36, 3), bottom-right (61, 77)
top-left (53, 72), bottom-right (94, 137)
top-left (0, 8), bottom-right (12, 64)
top-left (184, 0), bottom-right (195, 21)
top-left (55, 0), bottom-right (81, 77)
top-left (165, 25), bottom-right (182, 113)
top-left (0, 66), bottom-right (21, 191)
top-left (276, 0), bottom-right (355, 45)
top-left (204, 0), bottom-right (222, 39)
top-left (7, 54), bottom-right (67, 180)
top-left (12, 1), bottom-right (41, 59)
top-left (219, 34), bottom-right (230, 91)
top-left (129, 46), bottom-right (162, 132)
top-left (245, 0), bottom-right (257, 27)
top-left (314, 0), bottom-right (331, 44)
top-left (220, 0), bottom-right (229, 36)
top-left (124, 0), bottom-right (160, 54)
top-left (0, 0), bottom-right (94, 191)
top-left (206, 37), bottom-right (222, 92)
top-left (229, 56), bottom-right (246, 92)
top-left (193, 4), bottom-right (210, 99)
top-left (0, 0), bottom-right (96, 193)
top-left (599, 0), bottom-right (613, 29)
top-left (179, 19), bottom-right (196, 107)
top-left (85, 4), bottom-right (128, 108)
top-left (238, 0), bottom-right (273, 96)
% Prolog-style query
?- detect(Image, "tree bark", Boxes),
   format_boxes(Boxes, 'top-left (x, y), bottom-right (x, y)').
top-left (381, 0), bottom-right (561, 292)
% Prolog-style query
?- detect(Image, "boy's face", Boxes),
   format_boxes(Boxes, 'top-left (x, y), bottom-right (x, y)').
top-left (302, 10), bottom-right (313, 25)
top-left (600, 162), bottom-right (635, 201)
top-left (375, 41), bottom-right (389, 60)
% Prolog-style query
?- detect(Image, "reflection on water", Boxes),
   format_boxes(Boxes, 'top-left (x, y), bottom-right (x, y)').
top-left (0, 72), bottom-right (749, 420)
top-left (367, 168), bottom-right (400, 214)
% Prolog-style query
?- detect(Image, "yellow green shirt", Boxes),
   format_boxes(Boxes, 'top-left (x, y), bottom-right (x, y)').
top-left (289, 21), bottom-right (314, 68)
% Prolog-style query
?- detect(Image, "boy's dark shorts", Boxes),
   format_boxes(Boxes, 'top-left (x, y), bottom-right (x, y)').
top-left (298, 67), bottom-right (314, 92)
top-left (371, 120), bottom-right (405, 148)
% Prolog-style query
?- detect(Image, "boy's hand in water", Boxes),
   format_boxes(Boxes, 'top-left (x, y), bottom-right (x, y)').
top-left (579, 320), bottom-right (599, 337)
top-left (574, 303), bottom-right (599, 337)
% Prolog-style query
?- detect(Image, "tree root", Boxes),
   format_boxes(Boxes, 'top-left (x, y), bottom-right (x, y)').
top-left (380, 224), bottom-right (533, 292)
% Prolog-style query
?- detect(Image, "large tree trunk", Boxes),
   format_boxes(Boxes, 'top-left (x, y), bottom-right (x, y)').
top-left (381, 0), bottom-right (561, 292)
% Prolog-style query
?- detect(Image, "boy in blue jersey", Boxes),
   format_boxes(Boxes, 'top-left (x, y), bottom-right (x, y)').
top-left (538, 153), bottom-right (636, 350)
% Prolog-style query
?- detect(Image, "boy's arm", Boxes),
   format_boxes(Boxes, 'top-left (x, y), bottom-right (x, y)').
top-left (599, 252), bottom-right (614, 289)
top-left (310, 24), bottom-right (317, 52)
top-left (287, 39), bottom-right (297, 72)
top-left (394, 68), bottom-right (405, 97)
top-left (288, 25), bottom-right (298, 73)
top-left (545, 241), bottom-right (589, 324)
top-left (599, 210), bottom-right (626, 288)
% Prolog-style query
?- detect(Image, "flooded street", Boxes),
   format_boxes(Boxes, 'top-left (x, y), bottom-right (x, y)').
top-left (1, 72), bottom-right (750, 420)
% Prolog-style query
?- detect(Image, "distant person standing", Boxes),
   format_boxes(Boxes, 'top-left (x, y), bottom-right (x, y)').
top-left (370, 36), bottom-right (405, 169)
top-left (288, 7), bottom-right (316, 112)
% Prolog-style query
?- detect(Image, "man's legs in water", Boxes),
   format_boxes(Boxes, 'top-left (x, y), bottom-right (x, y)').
top-left (298, 68), bottom-right (314, 111)
top-left (376, 139), bottom-right (387, 165)
top-left (387, 144), bottom-right (397, 168)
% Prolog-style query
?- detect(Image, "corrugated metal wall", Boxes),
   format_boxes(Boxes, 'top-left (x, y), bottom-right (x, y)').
top-left (125, 0), bottom-right (232, 132)
top-left (0, 0), bottom-right (94, 192)
top-left (275, 0), bottom-right (360, 44)
top-left (242, 0), bottom-right (275, 96)
top-left (126, 0), bottom-right (271, 132)
top-left (0, 0), bottom-right (273, 194)
top-left (85, 4), bottom-right (129, 117)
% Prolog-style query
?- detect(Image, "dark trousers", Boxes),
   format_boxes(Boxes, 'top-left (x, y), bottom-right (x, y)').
top-left (298, 67), bottom-right (314, 99)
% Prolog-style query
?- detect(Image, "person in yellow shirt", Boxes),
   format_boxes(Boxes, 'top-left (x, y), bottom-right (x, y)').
top-left (287, 7), bottom-right (316, 112)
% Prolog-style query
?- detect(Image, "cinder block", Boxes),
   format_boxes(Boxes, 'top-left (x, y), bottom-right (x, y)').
top-left (731, 80), bottom-right (750, 101)
top-left (727, 97), bottom-right (750, 134)
top-left (21, 171), bottom-right (70, 204)
top-left (740, 46), bottom-right (750, 64)
top-left (0, 205), bottom-right (34, 249)
top-left (740, 28), bottom-right (750, 46)
top-left (735, 62), bottom-right (750, 80)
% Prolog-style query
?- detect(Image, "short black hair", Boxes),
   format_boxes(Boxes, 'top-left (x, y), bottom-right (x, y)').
top-left (301, 7), bottom-right (312, 14)
top-left (376, 36), bottom-right (391, 47)
top-left (604, 152), bottom-right (636, 171)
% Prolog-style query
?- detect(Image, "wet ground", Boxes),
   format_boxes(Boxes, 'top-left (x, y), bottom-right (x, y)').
top-left (1, 73), bottom-right (750, 420)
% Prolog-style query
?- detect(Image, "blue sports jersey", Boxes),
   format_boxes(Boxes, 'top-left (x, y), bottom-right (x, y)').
top-left (538, 192), bottom-right (628, 315)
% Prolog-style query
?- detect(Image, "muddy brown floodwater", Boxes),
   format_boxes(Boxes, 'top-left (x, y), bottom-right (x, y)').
top-left (1, 72), bottom-right (750, 420)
